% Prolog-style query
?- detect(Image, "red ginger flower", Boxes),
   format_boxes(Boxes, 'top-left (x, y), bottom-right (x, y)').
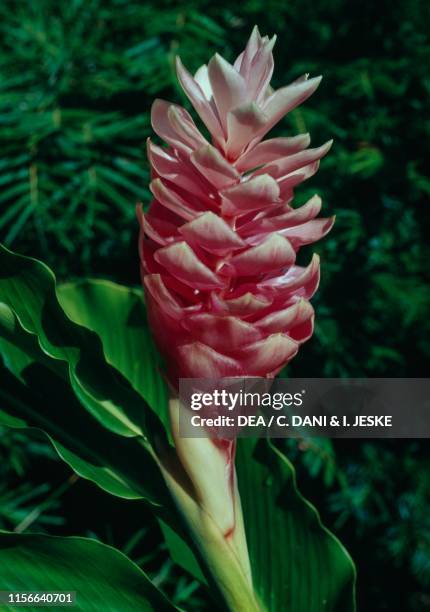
top-left (138, 27), bottom-right (334, 383)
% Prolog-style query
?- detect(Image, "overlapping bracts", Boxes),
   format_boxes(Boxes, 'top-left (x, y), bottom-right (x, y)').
top-left (138, 27), bottom-right (334, 382)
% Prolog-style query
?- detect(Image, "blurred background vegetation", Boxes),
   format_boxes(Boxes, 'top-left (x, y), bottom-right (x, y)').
top-left (0, 0), bottom-right (429, 609)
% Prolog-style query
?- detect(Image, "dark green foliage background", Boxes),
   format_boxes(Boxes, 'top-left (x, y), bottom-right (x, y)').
top-left (0, 0), bottom-right (429, 610)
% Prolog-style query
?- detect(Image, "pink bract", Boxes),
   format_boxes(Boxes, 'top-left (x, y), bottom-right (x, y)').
top-left (138, 27), bottom-right (334, 383)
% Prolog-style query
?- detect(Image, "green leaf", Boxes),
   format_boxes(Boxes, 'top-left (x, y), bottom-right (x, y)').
top-left (0, 243), bottom-right (150, 438)
top-left (57, 279), bottom-right (169, 429)
top-left (0, 245), bottom-right (170, 505)
top-left (158, 519), bottom-right (207, 586)
top-left (0, 531), bottom-right (176, 611)
top-left (237, 439), bottom-right (356, 612)
top-left (56, 281), bottom-right (205, 583)
top-left (0, 246), bottom-right (201, 583)
top-left (0, 358), bottom-right (165, 504)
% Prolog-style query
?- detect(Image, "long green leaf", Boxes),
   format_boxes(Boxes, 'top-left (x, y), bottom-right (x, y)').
top-left (0, 531), bottom-right (176, 611)
top-left (57, 279), bottom-right (169, 429)
top-left (237, 439), bottom-right (356, 612)
top-left (0, 357), bottom-right (166, 505)
top-left (0, 247), bottom-right (201, 583)
top-left (0, 243), bottom-right (150, 438)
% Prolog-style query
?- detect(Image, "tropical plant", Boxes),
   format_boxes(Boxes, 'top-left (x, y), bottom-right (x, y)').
top-left (0, 29), bottom-right (356, 610)
top-left (1, 0), bottom-right (428, 609)
top-left (0, 242), bottom-right (355, 610)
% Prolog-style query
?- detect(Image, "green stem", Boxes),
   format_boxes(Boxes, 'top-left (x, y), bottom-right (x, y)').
top-left (156, 399), bottom-right (261, 612)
